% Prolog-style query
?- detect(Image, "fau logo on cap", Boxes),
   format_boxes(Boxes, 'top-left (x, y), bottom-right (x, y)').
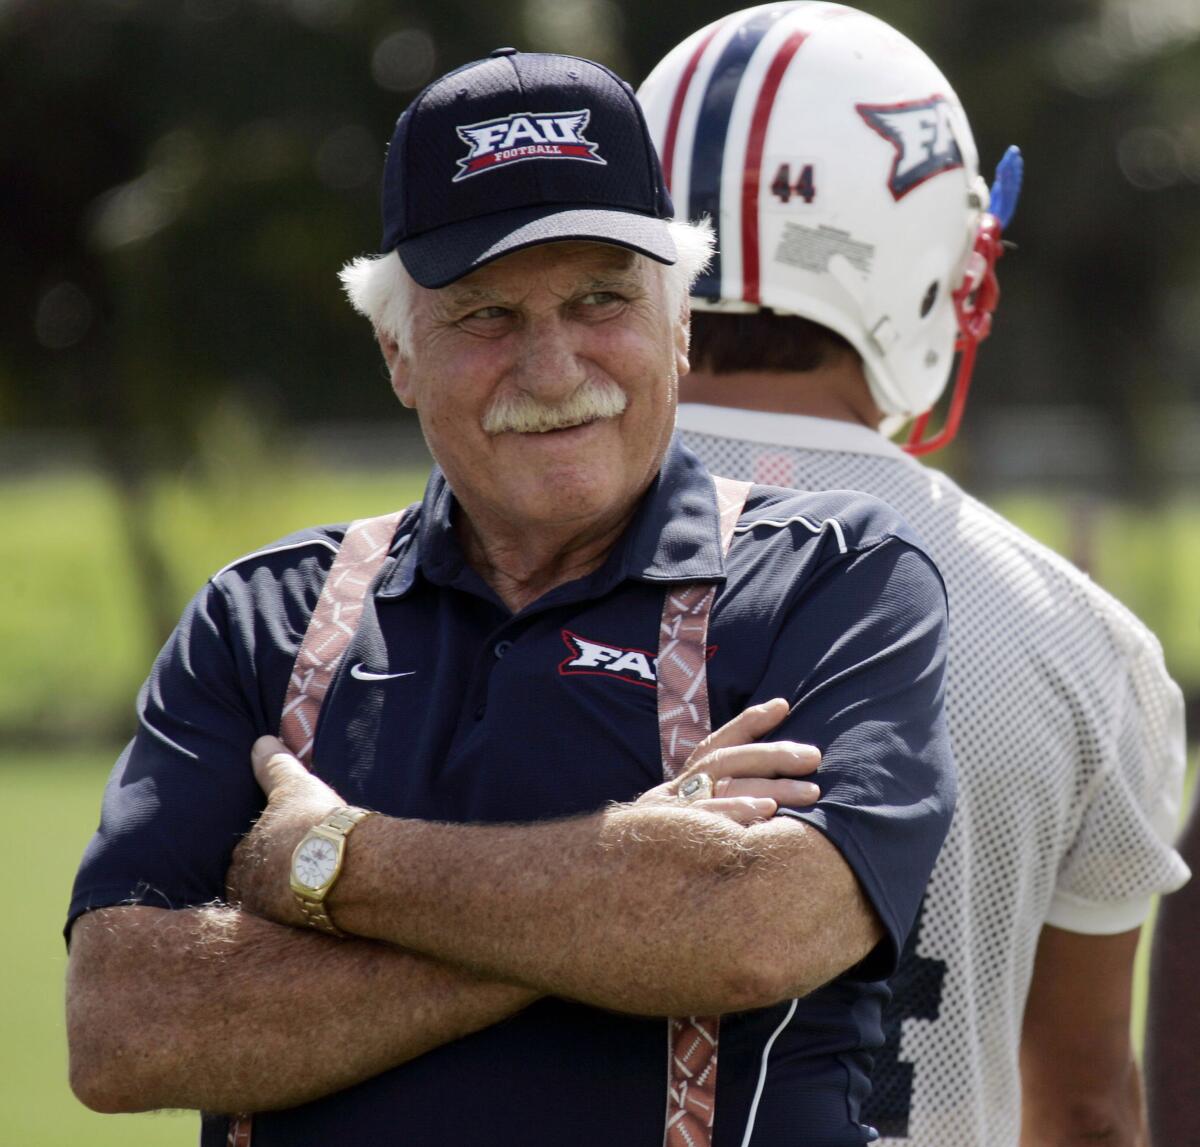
top-left (454, 109), bottom-right (606, 181)
top-left (856, 96), bottom-right (964, 201)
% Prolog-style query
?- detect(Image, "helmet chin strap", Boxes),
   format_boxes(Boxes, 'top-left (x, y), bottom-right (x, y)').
top-left (905, 146), bottom-right (1023, 455)
top-left (903, 214), bottom-right (1004, 455)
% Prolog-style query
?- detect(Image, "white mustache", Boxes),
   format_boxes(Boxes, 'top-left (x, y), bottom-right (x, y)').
top-left (482, 379), bottom-right (628, 435)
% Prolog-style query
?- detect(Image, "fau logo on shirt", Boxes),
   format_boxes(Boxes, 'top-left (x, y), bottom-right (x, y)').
top-left (454, 109), bottom-right (606, 181)
top-left (856, 96), bottom-right (964, 201)
top-left (559, 631), bottom-right (658, 688)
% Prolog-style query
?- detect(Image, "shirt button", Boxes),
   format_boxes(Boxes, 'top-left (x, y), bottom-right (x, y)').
top-left (474, 703), bottom-right (487, 720)
top-left (494, 640), bottom-right (512, 659)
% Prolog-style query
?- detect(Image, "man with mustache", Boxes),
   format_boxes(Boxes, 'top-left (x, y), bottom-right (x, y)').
top-left (65, 48), bottom-right (955, 1147)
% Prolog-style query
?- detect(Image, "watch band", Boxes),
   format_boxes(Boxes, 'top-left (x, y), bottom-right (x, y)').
top-left (296, 895), bottom-right (344, 937)
top-left (324, 805), bottom-right (375, 836)
top-left (292, 806), bottom-right (375, 937)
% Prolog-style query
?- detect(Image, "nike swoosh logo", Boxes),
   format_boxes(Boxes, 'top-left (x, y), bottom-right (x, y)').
top-left (349, 663), bottom-right (417, 682)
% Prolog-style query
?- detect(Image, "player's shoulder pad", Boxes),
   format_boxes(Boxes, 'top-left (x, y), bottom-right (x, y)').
top-left (958, 490), bottom-right (1169, 660)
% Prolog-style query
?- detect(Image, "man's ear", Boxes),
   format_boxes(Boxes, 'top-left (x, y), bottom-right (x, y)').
top-left (674, 312), bottom-right (691, 379)
top-left (377, 330), bottom-right (415, 408)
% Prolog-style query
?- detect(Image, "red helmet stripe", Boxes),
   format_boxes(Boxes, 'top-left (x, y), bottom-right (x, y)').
top-left (741, 30), bottom-right (809, 305)
top-left (659, 21), bottom-right (727, 194)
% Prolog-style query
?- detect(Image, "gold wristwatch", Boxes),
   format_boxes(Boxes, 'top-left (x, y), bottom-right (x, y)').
top-left (289, 806), bottom-right (375, 936)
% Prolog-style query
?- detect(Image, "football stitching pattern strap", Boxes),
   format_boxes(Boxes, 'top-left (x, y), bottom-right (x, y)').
top-left (226, 507), bottom-right (409, 1146)
top-left (224, 1119), bottom-right (253, 1147)
top-left (278, 512), bottom-right (407, 766)
top-left (659, 474), bottom-right (752, 1147)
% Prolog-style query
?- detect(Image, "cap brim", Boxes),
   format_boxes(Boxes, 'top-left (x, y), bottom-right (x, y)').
top-left (396, 206), bottom-right (677, 289)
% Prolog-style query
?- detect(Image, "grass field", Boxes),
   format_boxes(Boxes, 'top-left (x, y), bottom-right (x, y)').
top-left (3, 751), bottom-right (196, 1146)
top-left (0, 467), bottom-right (432, 741)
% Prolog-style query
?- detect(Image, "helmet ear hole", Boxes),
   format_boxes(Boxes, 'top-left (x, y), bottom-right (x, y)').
top-left (920, 281), bottom-right (940, 319)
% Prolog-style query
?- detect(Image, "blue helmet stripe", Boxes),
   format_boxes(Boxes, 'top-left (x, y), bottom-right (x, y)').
top-left (686, 7), bottom-right (781, 300)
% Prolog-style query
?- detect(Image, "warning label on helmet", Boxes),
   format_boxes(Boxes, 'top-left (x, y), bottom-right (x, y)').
top-left (774, 223), bottom-right (874, 275)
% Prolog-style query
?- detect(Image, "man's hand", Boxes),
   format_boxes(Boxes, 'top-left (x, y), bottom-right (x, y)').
top-left (233, 698), bottom-right (821, 929)
top-left (225, 741), bottom-right (344, 926)
top-left (638, 697), bottom-right (821, 823)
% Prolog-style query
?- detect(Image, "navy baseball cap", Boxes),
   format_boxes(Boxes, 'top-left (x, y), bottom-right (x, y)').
top-left (381, 48), bottom-right (677, 288)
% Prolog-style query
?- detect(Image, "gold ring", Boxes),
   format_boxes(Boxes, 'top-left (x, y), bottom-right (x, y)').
top-left (678, 773), bottom-right (715, 803)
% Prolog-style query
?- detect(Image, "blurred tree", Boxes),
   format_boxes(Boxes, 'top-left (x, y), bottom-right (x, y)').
top-left (0, 0), bottom-right (1197, 650)
top-left (0, 0), bottom-right (501, 646)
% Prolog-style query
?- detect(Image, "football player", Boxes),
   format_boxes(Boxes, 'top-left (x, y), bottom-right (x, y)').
top-left (637, 4), bottom-right (1190, 1143)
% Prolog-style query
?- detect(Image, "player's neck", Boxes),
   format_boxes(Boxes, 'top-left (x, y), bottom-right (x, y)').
top-left (679, 363), bottom-right (884, 429)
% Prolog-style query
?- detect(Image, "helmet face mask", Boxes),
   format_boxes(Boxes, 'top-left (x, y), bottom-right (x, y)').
top-left (637, 0), bottom-right (1005, 449)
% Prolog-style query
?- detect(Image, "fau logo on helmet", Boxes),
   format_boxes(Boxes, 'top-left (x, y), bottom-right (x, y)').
top-left (453, 109), bottom-right (605, 181)
top-left (856, 96), bottom-right (964, 201)
top-left (559, 631), bottom-right (658, 688)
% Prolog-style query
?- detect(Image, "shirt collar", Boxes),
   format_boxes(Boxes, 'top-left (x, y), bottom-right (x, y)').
top-left (620, 436), bottom-right (727, 584)
top-left (377, 437), bottom-right (727, 600)
top-left (675, 403), bottom-right (913, 461)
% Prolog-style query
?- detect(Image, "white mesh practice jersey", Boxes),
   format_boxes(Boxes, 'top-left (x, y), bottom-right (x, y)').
top-left (678, 405), bottom-right (1190, 1147)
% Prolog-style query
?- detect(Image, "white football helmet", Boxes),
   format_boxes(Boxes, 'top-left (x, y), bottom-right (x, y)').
top-left (638, 1), bottom-right (1018, 452)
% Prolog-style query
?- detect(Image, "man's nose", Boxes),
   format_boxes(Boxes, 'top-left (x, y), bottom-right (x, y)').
top-left (511, 314), bottom-right (587, 400)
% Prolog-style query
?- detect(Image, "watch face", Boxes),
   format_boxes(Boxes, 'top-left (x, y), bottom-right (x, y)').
top-left (293, 836), bottom-right (339, 891)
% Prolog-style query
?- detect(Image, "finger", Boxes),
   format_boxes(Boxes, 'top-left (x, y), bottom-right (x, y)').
top-left (713, 777), bottom-right (820, 806)
top-left (684, 698), bottom-right (791, 769)
top-left (634, 781), bottom-right (675, 806)
top-left (693, 740), bottom-right (821, 783)
top-left (250, 735), bottom-right (309, 796)
top-left (691, 796), bottom-right (777, 825)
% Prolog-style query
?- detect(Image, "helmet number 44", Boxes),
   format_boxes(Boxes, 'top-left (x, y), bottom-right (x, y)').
top-left (770, 162), bottom-right (816, 204)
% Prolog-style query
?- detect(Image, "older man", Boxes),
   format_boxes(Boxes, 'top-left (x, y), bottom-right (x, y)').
top-left (66, 50), bottom-right (954, 1147)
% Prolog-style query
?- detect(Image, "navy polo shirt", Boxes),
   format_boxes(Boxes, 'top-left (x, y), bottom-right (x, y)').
top-left (68, 439), bottom-right (954, 1147)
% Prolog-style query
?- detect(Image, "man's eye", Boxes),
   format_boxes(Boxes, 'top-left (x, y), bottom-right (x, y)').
top-left (466, 306), bottom-right (510, 321)
top-left (580, 292), bottom-right (621, 306)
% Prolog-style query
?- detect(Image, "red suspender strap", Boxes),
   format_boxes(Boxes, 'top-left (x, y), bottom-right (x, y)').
top-left (225, 509), bottom-right (408, 1146)
top-left (658, 475), bottom-right (752, 1147)
top-left (224, 1119), bottom-right (253, 1147)
top-left (279, 511), bottom-right (408, 766)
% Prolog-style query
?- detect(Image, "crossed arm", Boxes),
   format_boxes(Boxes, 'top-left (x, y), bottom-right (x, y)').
top-left (67, 903), bottom-right (538, 1114)
top-left (68, 701), bottom-right (882, 1115)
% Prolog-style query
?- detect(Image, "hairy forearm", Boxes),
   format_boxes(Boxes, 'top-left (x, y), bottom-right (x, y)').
top-left (330, 803), bottom-right (880, 1015)
top-left (67, 905), bottom-right (536, 1114)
